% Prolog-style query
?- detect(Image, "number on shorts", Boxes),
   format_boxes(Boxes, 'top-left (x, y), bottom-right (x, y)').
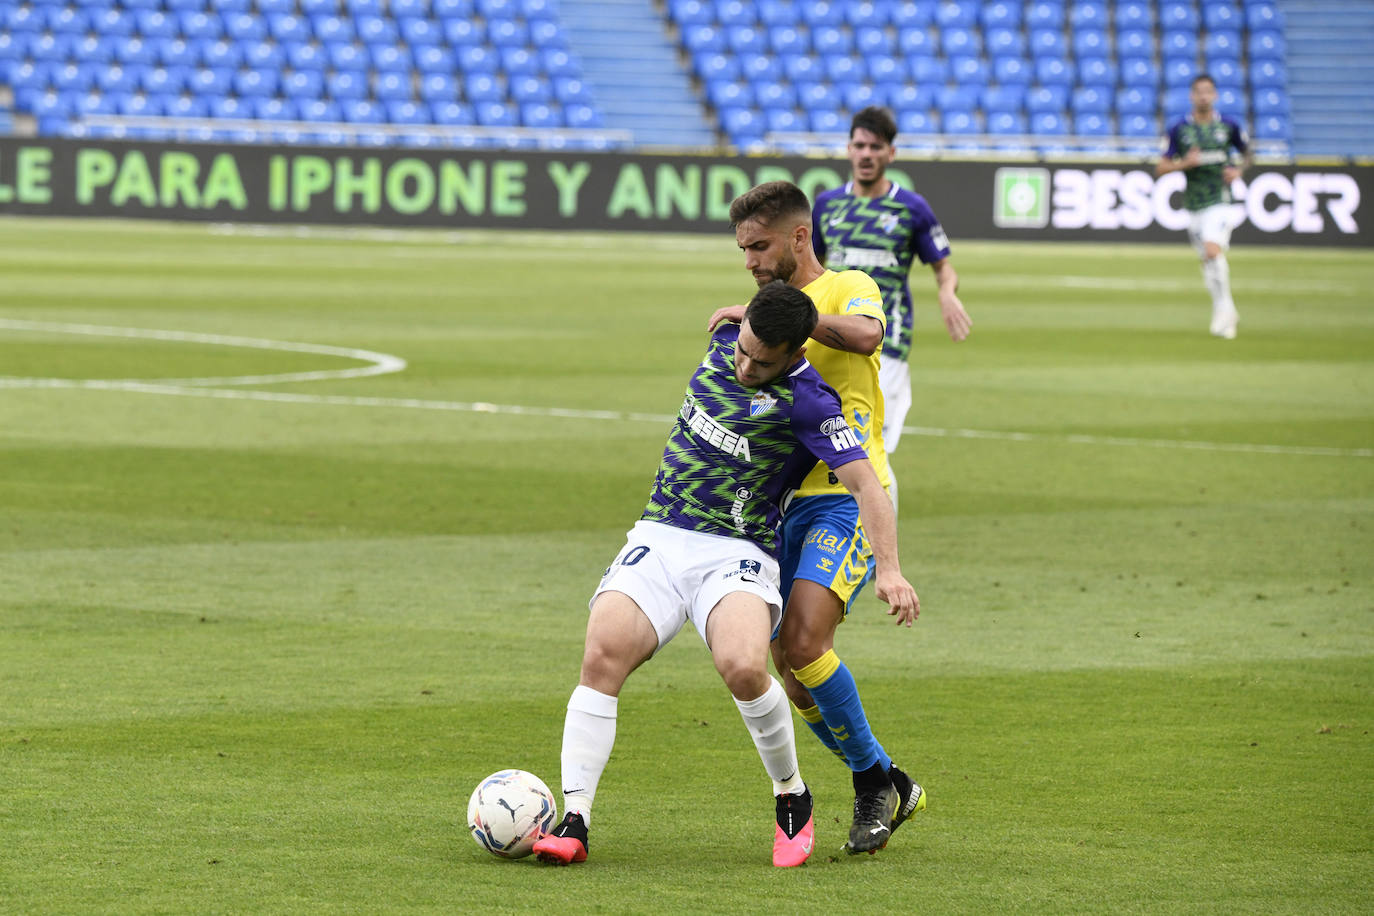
top-left (620, 545), bottom-right (650, 566)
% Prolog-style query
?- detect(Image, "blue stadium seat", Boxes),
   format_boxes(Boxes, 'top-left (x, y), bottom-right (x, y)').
top-left (1203, 3), bottom-right (1241, 32)
top-left (457, 45), bottom-right (499, 73)
top-left (209, 96), bottom-right (249, 119)
top-left (1116, 29), bottom-right (1154, 59)
top-left (386, 99), bottom-right (430, 126)
top-left (707, 79), bottom-right (753, 109)
top-left (682, 24), bottom-right (726, 53)
top-left (986, 28), bottom-right (1026, 57)
top-left (813, 26), bottom-right (854, 55)
top-left (419, 72), bottom-right (459, 102)
top-left (1069, 2), bottom-right (1108, 29)
top-left (256, 98), bottom-right (298, 122)
top-left (1035, 57), bottom-right (1074, 87)
top-left (243, 41), bottom-right (286, 70)
top-left (1205, 31), bottom-right (1243, 62)
top-left (119, 94), bottom-right (166, 118)
top-left (987, 110), bottom-right (1026, 135)
top-left (768, 26), bottom-right (809, 55)
top-left (727, 25), bottom-right (768, 55)
top-left (1216, 86), bottom-right (1247, 117)
top-left (269, 14), bottom-right (310, 43)
top-left (1250, 60), bottom-right (1287, 89)
top-left (982, 85), bottom-right (1026, 113)
top-left (717, 0), bottom-right (756, 27)
top-left (993, 55), bottom-right (1032, 86)
top-left (1030, 111), bottom-right (1068, 135)
top-left (809, 109), bottom-right (846, 133)
top-left (1163, 30), bottom-right (1199, 60)
top-left (178, 12), bottom-right (221, 40)
top-left (400, 17), bottom-right (444, 47)
top-left (94, 66), bottom-right (137, 94)
top-left (431, 100), bottom-right (475, 125)
top-left (259, 0), bottom-right (296, 14)
top-left (981, 1), bottom-right (1021, 29)
top-left (374, 71), bottom-right (412, 101)
top-left (765, 108), bottom-right (805, 133)
top-left (499, 46), bottom-right (540, 74)
top-left (1073, 30), bottom-right (1109, 58)
top-left (283, 70), bottom-right (326, 99)
top-left (950, 55), bottom-right (990, 85)
top-left (886, 83), bottom-right (933, 113)
top-left (348, 0), bottom-right (387, 14)
top-left (234, 69), bottom-right (279, 98)
top-left (1253, 87), bottom-right (1290, 116)
top-left (1161, 3), bottom-right (1199, 31)
top-left (892, 1), bottom-right (937, 29)
top-left (1248, 30), bottom-right (1286, 60)
top-left (936, 1), bottom-right (978, 28)
top-left (510, 74), bottom-right (551, 104)
top-left (1162, 87), bottom-right (1192, 118)
top-left (223, 14), bottom-right (267, 42)
top-left (1078, 58), bottom-right (1116, 88)
top-left (165, 95), bottom-right (210, 119)
top-left (1254, 114), bottom-right (1291, 141)
top-left (1071, 86), bottom-right (1111, 115)
top-left (941, 28), bottom-right (981, 57)
top-left (77, 36), bottom-right (119, 66)
top-left (755, 80), bottom-right (797, 110)
top-left (1119, 57), bottom-right (1158, 88)
top-left (565, 103), bottom-right (602, 128)
top-left (521, 102), bottom-right (562, 129)
top-left (156, 38), bottom-right (197, 68)
top-left (782, 55), bottom-right (822, 82)
top-left (325, 42), bottom-right (365, 71)
top-left (897, 27), bottom-right (934, 56)
top-left (846, 1), bottom-right (889, 28)
top-left (414, 45), bottom-right (456, 73)
top-left (1115, 1), bottom-right (1152, 30)
top-left (856, 26), bottom-right (894, 55)
top-left (797, 81), bottom-right (841, 112)
top-left (909, 55), bottom-right (947, 84)
top-left (1074, 112), bottom-right (1111, 136)
top-left (799, 0), bottom-right (846, 27)
top-left (897, 109), bottom-right (935, 134)
top-left (722, 106), bottom-right (763, 141)
top-left (31, 34), bottom-right (76, 63)
top-left (844, 83), bottom-right (883, 110)
top-left (141, 66), bottom-right (186, 95)
top-left (1164, 58), bottom-right (1199, 88)
top-left (942, 110), bottom-right (979, 134)
top-left (1025, 1), bottom-right (1065, 30)
top-left (327, 70), bottom-right (369, 100)
top-left (937, 85), bottom-right (981, 112)
top-left (392, 0), bottom-right (429, 17)
top-left (757, 0), bottom-right (794, 26)
top-left (358, 16), bottom-right (401, 44)
top-left (1026, 85), bottom-right (1069, 113)
top-left (825, 55), bottom-right (864, 85)
top-left (467, 73), bottom-right (507, 103)
top-left (670, 0), bottom-right (714, 26)
top-left (1209, 58), bottom-right (1243, 88)
top-left (543, 48), bottom-right (582, 77)
top-left (1119, 113), bottom-right (1157, 137)
top-left (1115, 86), bottom-right (1156, 115)
top-left (696, 51), bottom-right (738, 82)
top-left (1030, 29), bottom-right (1068, 59)
top-left (530, 19), bottom-right (565, 48)
top-left (1247, 2), bottom-right (1283, 32)
top-left (116, 39), bottom-right (159, 66)
top-left (51, 63), bottom-right (94, 94)
top-left (868, 55), bottom-right (906, 83)
top-left (189, 67), bottom-right (233, 96)
top-left (314, 16), bottom-right (356, 43)
top-left (344, 99), bottom-right (386, 124)
top-left (135, 10), bottom-right (178, 39)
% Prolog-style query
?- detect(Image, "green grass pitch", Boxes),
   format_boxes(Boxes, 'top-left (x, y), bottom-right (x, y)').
top-left (1, 217), bottom-right (1371, 913)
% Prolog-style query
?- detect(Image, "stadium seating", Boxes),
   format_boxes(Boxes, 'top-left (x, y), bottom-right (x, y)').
top-left (662, 0), bottom-right (1295, 152)
top-left (0, 0), bottom-right (1297, 153)
top-left (0, 0), bottom-right (613, 148)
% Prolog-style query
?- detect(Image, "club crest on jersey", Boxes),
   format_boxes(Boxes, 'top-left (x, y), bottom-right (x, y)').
top-left (749, 392), bottom-right (777, 416)
top-left (878, 212), bottom-right (900, 234)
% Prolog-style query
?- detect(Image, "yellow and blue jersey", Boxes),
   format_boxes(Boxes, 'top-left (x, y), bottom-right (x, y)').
top-left (794, 270), bottom-right (891, 498)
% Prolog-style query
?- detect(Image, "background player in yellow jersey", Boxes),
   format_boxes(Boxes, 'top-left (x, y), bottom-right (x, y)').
top-left (708, 181), bottom-right (926, 854)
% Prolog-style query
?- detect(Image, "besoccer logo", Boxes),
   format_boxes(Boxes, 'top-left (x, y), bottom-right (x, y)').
top-left (994, 167), bottom-right (1050, 229)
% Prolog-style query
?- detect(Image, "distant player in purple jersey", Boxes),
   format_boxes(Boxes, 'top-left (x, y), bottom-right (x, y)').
top-left (534, 281), bottom-right (919, 869)
top-left (813, 106), bottom-right (972, 489)
top-left (1156, 74), bottom-right (1253, 340)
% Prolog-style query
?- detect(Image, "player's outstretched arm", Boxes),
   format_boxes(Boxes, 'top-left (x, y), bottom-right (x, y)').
top-left (931, 259), bottom-right (970, 342)
top-left (813, 313), bottom-right (883, 355)
top-left (832, 459), bottom-right (920, 626)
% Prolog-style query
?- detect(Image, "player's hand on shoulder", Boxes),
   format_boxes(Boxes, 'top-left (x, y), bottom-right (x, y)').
top-left (875, 570), bottom-right (920, 627)
top-left (707, 305), bottom-right (747, 333)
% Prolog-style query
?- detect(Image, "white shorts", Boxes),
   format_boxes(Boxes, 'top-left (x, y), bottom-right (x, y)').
top-left (591, 520), bottom-right (783, 652)
top-left (878, 356), bottom-right (911, 454)
top-left (1187, 204), bottom-right (1234, 257)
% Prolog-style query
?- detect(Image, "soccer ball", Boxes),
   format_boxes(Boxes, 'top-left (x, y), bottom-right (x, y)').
top-left (466, 769), bottom-right (558, 859)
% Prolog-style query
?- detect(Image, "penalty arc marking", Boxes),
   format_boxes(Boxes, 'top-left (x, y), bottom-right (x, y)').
top-left (1, 319), bottom-right (1369, 460)
top-left (0, 318), bottom-right (407, 388)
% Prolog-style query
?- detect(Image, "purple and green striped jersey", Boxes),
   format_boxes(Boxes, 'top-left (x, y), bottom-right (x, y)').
top-left (641, 323), bottom-right (868, 557)
top-left (812, 181), bottom-right (951, 362)
top-left (1164, 114), bottom-right (1249, 211)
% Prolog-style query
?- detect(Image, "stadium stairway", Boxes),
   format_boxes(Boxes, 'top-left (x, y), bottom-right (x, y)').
top-left (1280, 0), bottom-right (1374, 157)
top-left (558, 0), bottom-right (717, 148)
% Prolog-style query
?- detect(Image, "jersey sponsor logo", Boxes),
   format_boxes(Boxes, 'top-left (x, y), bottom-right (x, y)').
top-left (844, 293), bottom-right (883, 313)
top-left (929, 223), bottom-right (950, 250)
top-left (749, 391), bottom-right (777, 416)
top-left (681, 395), bottom-right (753, 461)
top-left (836, 247), bottom-right (900, 269)
top-left (820, 415), bottom-right (861, 451)
top-left (805, 527), bottom-right (849, 556)
top-left (730, 489), bottom-right (753, 535)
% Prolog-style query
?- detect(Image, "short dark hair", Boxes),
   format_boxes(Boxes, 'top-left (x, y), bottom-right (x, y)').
top-left (850, 106), bottom-right (898, 144)
top-left (743, 280), bottom-right (817, 353)
top-left (728, 181), bottom-right (812, 230)
top-left (1191, 73), bottom-right (1216, 89)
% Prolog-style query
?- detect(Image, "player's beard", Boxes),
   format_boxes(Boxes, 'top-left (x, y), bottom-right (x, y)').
top-left (753, 250), bottom-right (797, 287)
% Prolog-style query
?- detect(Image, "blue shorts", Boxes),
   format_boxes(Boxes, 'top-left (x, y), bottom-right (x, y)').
top-left (778, 494), bottom-right (874, 617)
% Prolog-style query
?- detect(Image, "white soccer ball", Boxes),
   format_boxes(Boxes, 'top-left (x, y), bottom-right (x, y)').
top-left (467, 769), bottom-right (558, 859)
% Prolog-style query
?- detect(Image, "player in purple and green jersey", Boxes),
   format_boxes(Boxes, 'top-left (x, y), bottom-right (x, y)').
top-left (1156, 74), bottom-right (1253, 339)
top-left (812, 106), bottom-right (971, 471)
top-left (535, 281), bottom-right (918, 869)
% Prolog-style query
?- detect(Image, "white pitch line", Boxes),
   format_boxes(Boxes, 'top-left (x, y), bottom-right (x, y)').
top-left (0, 318), bottom-right (406, 387)
top-left (2, 319), bottom-right (1369, 459)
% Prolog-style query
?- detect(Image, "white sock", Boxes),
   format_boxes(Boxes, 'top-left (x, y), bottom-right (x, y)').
top-left (734, 677), bottom-right (804, 796)
top-left (1203, 255), bottom-right (1236, 318)
top-left (559, 685), bottom-right (618, 826)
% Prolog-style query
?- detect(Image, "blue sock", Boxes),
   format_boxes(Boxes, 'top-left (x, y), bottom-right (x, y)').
top-left (793, 650), bottom-right (891, 773)
top-left (795, 703), bottom-right (847, 761)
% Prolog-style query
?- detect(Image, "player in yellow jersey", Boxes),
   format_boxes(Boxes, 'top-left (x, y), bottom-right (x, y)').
top-left (708, 181), bottom-right (926, 854)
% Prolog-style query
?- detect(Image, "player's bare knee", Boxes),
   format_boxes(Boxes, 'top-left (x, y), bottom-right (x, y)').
top-left (714, 651), bottom-right (768, 700)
